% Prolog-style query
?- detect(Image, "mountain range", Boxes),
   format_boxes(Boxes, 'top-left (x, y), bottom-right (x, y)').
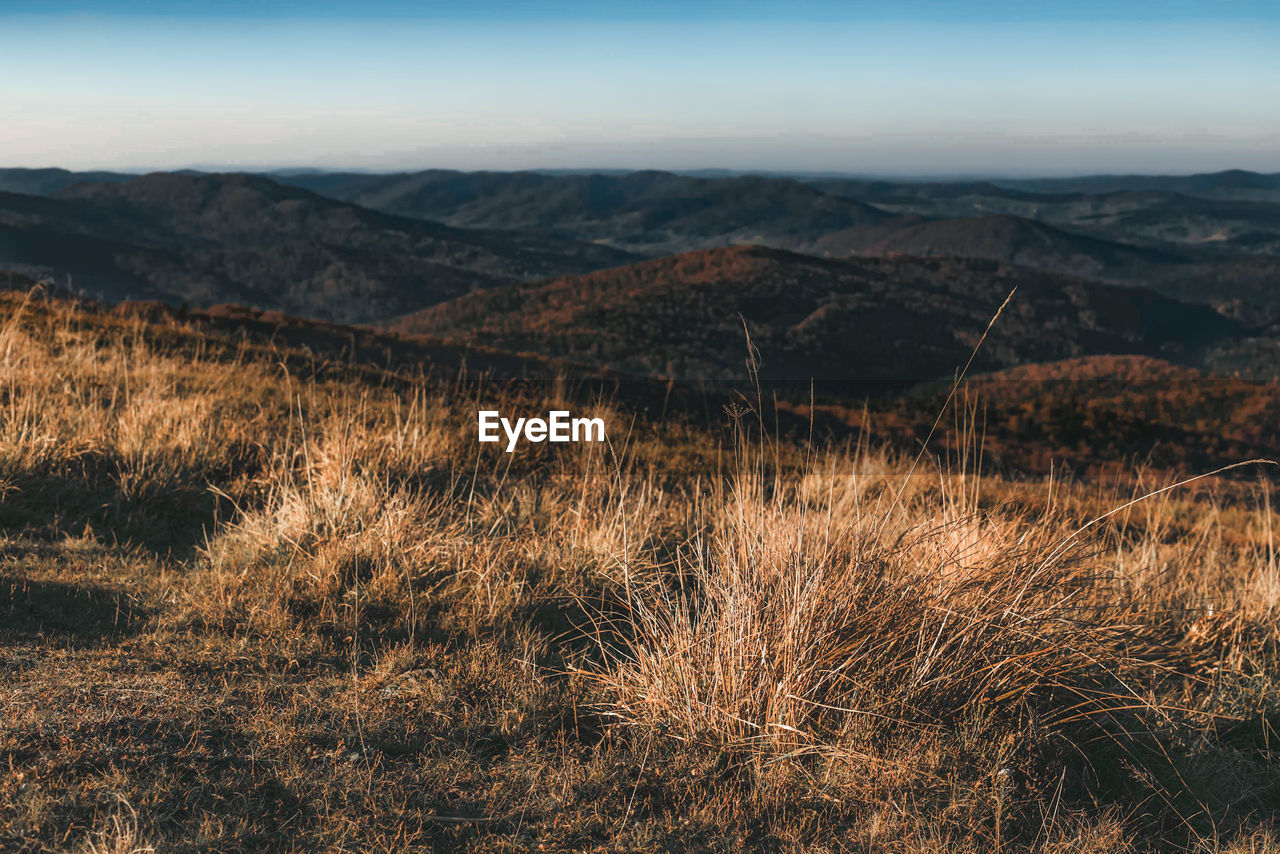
top-left (274, 168), bottom-right (894, 255)
top-left (2, 165), bottom-right (1278, 393)
top-left (267, 168), bottom-right (1280, 309)
top-left (0, 171), bottom-right (635, 321)
top-left (994, 169), bottom-right (1280, 202)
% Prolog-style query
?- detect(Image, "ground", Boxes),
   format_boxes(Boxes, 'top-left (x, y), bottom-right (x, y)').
top-left (2, 290), bottom-right (1279, 852)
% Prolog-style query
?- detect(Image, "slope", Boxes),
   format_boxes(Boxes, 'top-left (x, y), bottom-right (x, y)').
top-left (812, 214), bottom-right (1180, 281)
top-left (278, 169), bottom-right (894, 255)
top-left (0, 172), bottom-right (637, 322)
top-left (392, 245), bottom-right (1240, 390)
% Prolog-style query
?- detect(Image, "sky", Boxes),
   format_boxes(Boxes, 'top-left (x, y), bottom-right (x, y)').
top-left (2, 1), bottom-right (1278, 177)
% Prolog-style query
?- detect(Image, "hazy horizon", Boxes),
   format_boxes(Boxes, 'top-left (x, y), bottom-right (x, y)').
top-left (5, 163), bottom-right (1280, 182)
top-left (3, 1), bottom-right (1278, 176)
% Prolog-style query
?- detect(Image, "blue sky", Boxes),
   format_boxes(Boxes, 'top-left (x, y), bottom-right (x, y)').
top-left (2, 2), bottom-right (1278, 176)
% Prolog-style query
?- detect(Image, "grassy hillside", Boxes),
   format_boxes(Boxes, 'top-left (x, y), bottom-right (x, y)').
top-left (2, 286), bottom-right (1280, 851)
top-left (855, 355), bottom-right (1280, 475)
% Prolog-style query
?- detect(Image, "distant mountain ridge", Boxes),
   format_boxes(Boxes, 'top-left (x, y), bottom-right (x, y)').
top-left (811, 214), bottom-right (1181, 280)
top-left (4, 165), bottom-right (1280, 323)
top-left (807, 177), bottom-right (1280, 254)
top-left (275, 168), bottom-right (894, 254)
top-left (995, 169), bottom-right (1280, 202)
top-left (0, 172), bottom-right (637, 321)
top-left (0, 167), bottom-right (136, 196)
top-left (271, 167), bottom-right (1280, 308)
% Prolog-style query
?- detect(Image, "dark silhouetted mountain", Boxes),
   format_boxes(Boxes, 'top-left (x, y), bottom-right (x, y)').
top-left (799, 211), bottom-right (1280, 314)
top-left (0, 167), bottom-right (135, 196)
top-left (275, 169), bottom-right (1280, 304)
top-left (0, 172), bottom-right (637, 321)
top-left (0, 189), bottom-right (177, 300)
top-left (17, 166), bottom-right (1280, 320)
top-left (278, 168), bottom-right (1280, 256)
top-left (1147, 255), bottom-right (1280, 320)
top-left (995, 170), bottom-right (1280, 203)
top-left (812, 214), bottom-right (1180, 280)
top-left (808, 178), bottom-right (1055, 209)
top-left (1049, 192), bottom-right (1280, 253)
top-left (391, 245), bottom-right (1240, 390)
top-left (276, 169), bottom-right (893, 254)
top-left (808, 179), bottom-right (1280, 254)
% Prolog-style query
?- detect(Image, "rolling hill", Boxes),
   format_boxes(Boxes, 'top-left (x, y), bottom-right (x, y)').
top-left (808, 178), bottom-right (1280, 253)
top-left (278, 169), bottom-right (1280, 307)
top-left (810, 214), bottom-right (1180, 280)
top-left (391, 245), bottom-right (1241, 390)
top-left (0, 166), bottom-right (135, 196)
top-left (276, 168), bottom-right (894, 255)
top-left (996, 169), bottom-right (1280, 202)
top-left (280, 168), bottom-right (1280, 259)
top-left (0, 172), bottom-right (637, 321)
top-left (842, 354), bottom-right (1280, 474)
top-left (10, 167), bottom-right (1280, 322)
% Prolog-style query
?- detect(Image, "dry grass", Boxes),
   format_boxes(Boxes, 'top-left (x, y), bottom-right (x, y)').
top-left (1, 289), bottom-right (1278, 851)
top-left (83, 796), bottom-right (154, 854)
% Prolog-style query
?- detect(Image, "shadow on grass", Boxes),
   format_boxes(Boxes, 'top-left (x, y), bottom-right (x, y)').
top-left (0, 470), bottom-right (236, 560)
top-left (0, 575), bottom-right (142, 640)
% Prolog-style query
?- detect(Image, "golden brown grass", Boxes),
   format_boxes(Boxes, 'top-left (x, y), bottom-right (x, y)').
top-left (1, 288), bottom-right (1278, 851)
